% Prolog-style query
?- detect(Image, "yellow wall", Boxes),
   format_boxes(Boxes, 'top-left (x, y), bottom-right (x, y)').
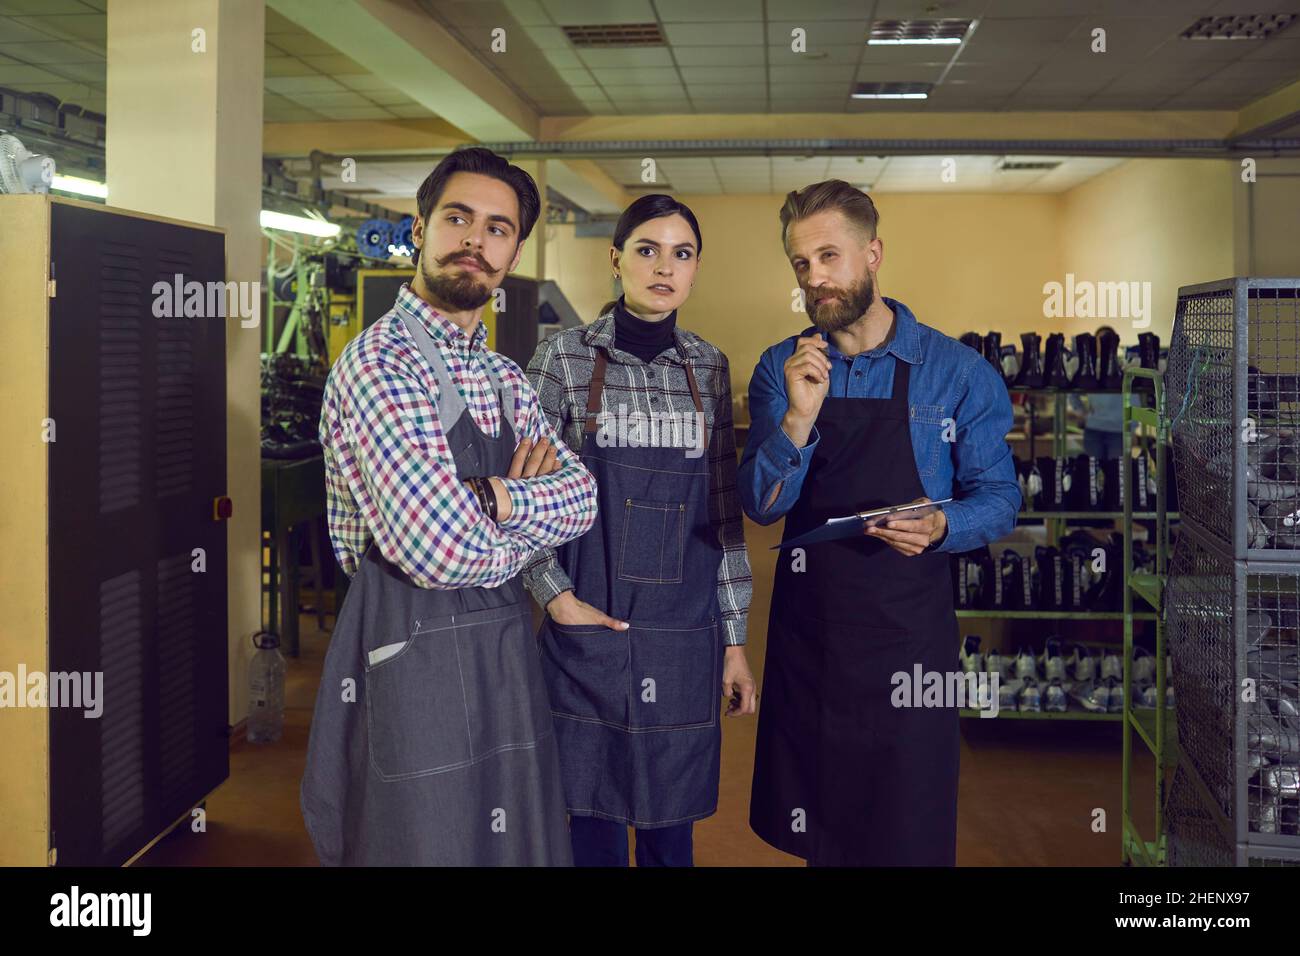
top-left (665, 192), bottom-right (1061, 390)
top-left (536, 158), bottom-right (1264, 393)
top-left (541, 221), bottom-right (617, 324)
top-left (1058, 158), bottom-right (1237, 343)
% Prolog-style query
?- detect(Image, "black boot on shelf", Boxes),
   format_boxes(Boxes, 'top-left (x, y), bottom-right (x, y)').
top-left (982, 331), bottom-right (1004, 380)
top-left (1072, 332), bottom-right (1100, 390)
top-left (1135, 332), bottom-right (1160, 392)
top-left (1016, 332), bottom-right (1045, 388)
top-left (960, 331), bottom-right (982, 352)
top-left (1045, 333), bottom-right (1071, 388)
top-left (1098, 328), bottom-right (1123, 389)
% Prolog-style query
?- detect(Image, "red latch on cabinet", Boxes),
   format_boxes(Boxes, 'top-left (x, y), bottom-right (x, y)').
top-left (213, 496), bottom-right (234, 521)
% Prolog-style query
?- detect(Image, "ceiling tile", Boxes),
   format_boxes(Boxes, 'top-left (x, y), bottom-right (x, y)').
top-left (0, 63), bottom-right (65, 83)
top-left (265, 57), bottom-right (318, 78)
top-left (296, 53), bottom-right (369, 75)
top-left (578, 46), bottom-right (674, 68)
top-left (337, 74), bottom-right (400, 92)
top-left (768, 20), bottom-right (870, 49)
top-left (766, 44), bottom-right (866, 65)
top-left (662, 22), bottom-right (764, 45)
top-left (674, 45), bottom-right (766, 66)
top-left (10, 12), bottom-right (103, 42)
top-left (769, 63), bottom-right (855, 83)
top-left (655, 0), bottom-right (762, 20)
top-left (679, 66), bottom-right (766, 84)
top-left (267, 33), bottom-right (340, 57)
top-left (264, 74), bottom-right (348, 95)
top-left (590, 66), bottom-right (680, 84)
top-left (387, 103), bottom-right (438, 118)
top-left (0, 39), bottom-right (100, 62)
top-left (539, 0), bottom-right (656, 24)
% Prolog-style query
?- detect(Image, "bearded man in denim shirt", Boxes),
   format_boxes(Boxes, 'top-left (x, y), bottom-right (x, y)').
top-left (741, 180), bottom-right (1020, 866)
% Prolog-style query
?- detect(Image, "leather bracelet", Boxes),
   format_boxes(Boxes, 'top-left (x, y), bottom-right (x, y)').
top-left (469, 476), bottom-right (497, 522)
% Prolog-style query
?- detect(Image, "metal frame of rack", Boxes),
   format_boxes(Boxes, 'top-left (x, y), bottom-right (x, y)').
top-left (1121, 366), bottom-right (1177, 866)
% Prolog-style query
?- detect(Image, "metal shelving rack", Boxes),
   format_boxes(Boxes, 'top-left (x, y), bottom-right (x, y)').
top-left (1121, 366), bottom-right (1177, 866)
top-left (958, 382), bottom-right (1166, 721)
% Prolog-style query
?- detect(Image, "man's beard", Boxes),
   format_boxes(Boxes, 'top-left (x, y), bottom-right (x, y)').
top-left (422, 251), bottom-right (497, 310)
top-left (805, 271), bottom-right (875, 334)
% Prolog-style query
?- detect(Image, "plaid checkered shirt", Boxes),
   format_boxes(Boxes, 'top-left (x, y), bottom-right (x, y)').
top-left (320, 282), bottom-right (598, 589)
top-left (521, 310), bottom-right (753, 646)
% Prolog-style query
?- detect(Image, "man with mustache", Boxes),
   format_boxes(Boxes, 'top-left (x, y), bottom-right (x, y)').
top-left (739, 180), bottom-right (1020, 866)
top-left (302, 148), bottom-right (597, 865)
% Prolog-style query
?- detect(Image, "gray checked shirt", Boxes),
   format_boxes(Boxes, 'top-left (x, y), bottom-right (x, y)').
top-left (521, 310), bottom-right (752, 646)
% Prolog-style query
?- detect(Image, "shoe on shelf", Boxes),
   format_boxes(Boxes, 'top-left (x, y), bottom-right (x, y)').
top-left (1044, 678), bottom-right (1068, 713)
top-left (1132, 646), bottom-right (1156, 686)
top-left (998, 676), bottom-right (1021, 712)
top-left (960, 635), bottom-right (983, 676)
top-left (1100, 650), bottom-right (1123, 682)
top-left (1018, 677), bottom-right (1042, 713)
top-left (1071, 679), bottom-right (1110, 713)
top-left (985, 649), bottom-right (1013, 683)
top-left (1014, 647), bottom-right (1038, 682)
top-left (1069, 645), bottom-right (1097, 683)
top-left (1105, 676), bottom-right (1125, 714)
top-left (1039, 637), bottom-right (1066, 683)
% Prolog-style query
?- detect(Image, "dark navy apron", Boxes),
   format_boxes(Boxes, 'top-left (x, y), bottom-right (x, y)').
top-left (300, 308), bottom-right (572, 865)
top-left (537, 347), bottom-right (724, 828)
top-left (749, 352), bottom-right (960, 866)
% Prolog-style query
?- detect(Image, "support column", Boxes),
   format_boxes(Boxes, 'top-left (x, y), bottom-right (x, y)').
top-left (106, 0), bottom-right (265, 727)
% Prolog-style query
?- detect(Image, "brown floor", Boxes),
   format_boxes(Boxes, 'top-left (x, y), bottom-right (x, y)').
top-left (139, 516), bottom-right (1157, 867)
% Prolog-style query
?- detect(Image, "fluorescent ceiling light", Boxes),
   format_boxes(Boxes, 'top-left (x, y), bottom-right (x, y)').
top-left (51, 174), bottom-right (108, 198)
top-left (851, 92), bottom-right (929, 99)
top-left (868, 37), bottom-right (962, 45)
top-left (260, 209), bottom-right (341, 237)
top-left (47, 178), bottom-right (342, 238)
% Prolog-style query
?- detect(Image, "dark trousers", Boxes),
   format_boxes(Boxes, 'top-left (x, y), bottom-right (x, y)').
top-left (569, 815), bottom-right (694, 867)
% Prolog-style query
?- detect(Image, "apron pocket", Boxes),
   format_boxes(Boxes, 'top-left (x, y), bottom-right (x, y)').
top-left (541, 619), bottom-right (630, 726)
top-left (365, 616), bottom-right (472, 779)
top-left (454, 604), bottom-right (553, 757)
top-left (628, 619), bottom-right (719, 731)
top-left (817, 620), bottom-right (915, 730)
top-left (618, 498), bottom-right (685, 584)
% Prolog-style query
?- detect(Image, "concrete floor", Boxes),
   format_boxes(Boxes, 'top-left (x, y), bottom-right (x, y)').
top-left (138, 515), bottom-right (1158, 867)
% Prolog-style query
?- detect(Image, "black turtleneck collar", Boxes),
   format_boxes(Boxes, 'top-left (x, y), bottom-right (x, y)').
top-left (613, 296), bottom-right (678, 363)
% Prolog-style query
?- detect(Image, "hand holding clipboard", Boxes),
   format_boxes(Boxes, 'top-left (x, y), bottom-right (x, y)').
top-left (773, 496), bottom-right (953, 555)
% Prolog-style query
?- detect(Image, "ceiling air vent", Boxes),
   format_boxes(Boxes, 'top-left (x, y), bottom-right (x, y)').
top-left (869, 19), bottom-right (971, 45)
top-left (851, 82), bottom-right (933, 100)
top-left (562, 23), bottom-right (666, 47)
top-left (1180, 13), bottom-right (1296, 40)
top-left (998, 160), bottom-right (1062, 172)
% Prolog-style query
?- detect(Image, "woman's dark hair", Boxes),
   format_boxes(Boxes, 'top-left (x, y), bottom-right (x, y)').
top-left (413, 147), bottom-right (540, 264)
top-left (612, 194), bottom-right (702, 255)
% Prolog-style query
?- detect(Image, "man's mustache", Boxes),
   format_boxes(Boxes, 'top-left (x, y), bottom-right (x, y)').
top-left (436, 250), bottom-right (499, 275)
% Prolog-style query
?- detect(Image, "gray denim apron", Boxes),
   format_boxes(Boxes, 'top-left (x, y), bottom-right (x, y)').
top-left (300, 308), bottom-right (572, 866)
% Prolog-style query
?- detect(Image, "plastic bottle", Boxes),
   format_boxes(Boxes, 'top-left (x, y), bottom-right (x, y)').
top-left (248, 631), bottom-right (286, 743)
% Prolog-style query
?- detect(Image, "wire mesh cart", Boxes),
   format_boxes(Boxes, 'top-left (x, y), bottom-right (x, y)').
top-left (1163, 278), bottom-right (1300, 867)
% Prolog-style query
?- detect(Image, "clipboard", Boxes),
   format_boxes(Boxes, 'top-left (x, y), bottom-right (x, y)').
top-left (771, 498), bottom-right (953, 550)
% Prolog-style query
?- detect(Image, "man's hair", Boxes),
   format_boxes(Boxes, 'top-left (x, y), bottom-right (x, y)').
top-left (779, 179), bottom-right (880, 247)
top-left (412, 147), bottom-right (540, 264)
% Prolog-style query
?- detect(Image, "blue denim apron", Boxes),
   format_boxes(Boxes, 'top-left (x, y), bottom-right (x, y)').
top-left (300, 308), bottom-right (572, 865)
top-left (537, 346), bottom-right (724, 828)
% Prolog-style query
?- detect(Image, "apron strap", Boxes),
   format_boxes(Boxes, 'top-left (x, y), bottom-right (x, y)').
top-left (583, 348), bottom-right (609, 435)
top-left (682, 359), bottom-right (711, 452)
top-left (890, 353), bottom-right (912, 405)
top-left (582, 345), bottom-right (712, 453)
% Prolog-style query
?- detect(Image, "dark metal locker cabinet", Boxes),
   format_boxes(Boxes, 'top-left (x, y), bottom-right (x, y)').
top-left (47, 202), bottom-right (230, 866)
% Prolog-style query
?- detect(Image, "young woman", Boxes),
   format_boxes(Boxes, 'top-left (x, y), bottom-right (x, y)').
top-left (523, 194), bottom-right (757, 867)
